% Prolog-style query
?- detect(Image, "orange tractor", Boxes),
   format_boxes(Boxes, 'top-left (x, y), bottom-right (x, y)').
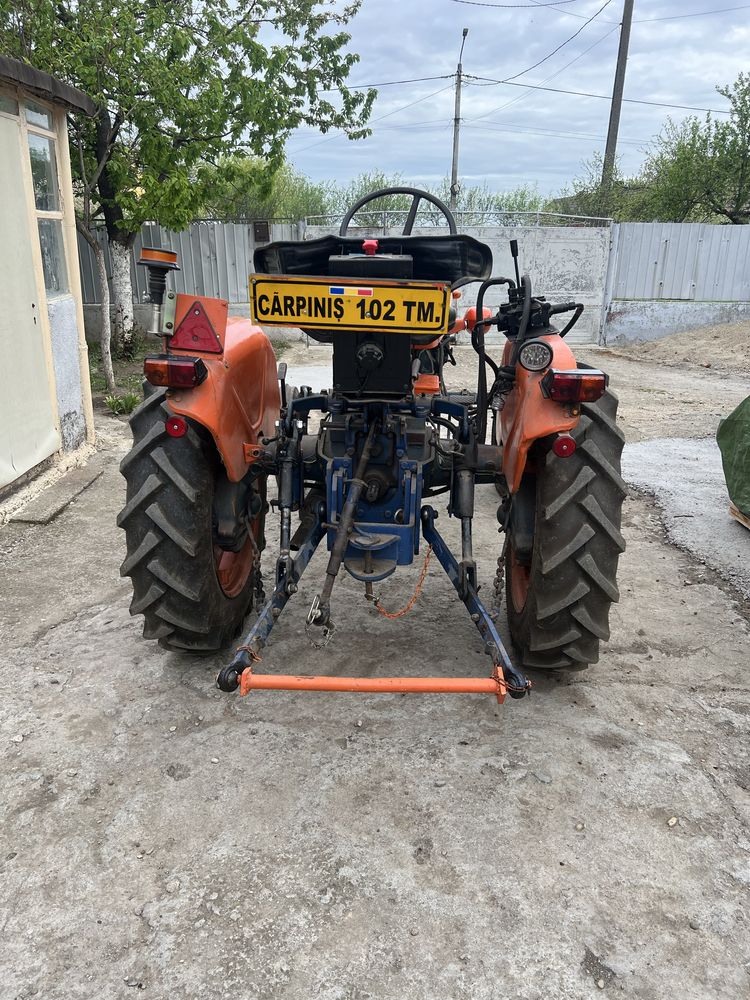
top-left (119, 187), bottom-right (625, 704)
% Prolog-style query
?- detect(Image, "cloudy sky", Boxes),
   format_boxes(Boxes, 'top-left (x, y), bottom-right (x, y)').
top-left (283, 0), bottom-right (749, 197)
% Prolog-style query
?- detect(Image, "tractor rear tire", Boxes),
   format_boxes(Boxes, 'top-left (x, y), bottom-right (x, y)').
top-left (118, 389), bottom-right (262, 653)
top-left (505, 389), bottom-right (626, 671)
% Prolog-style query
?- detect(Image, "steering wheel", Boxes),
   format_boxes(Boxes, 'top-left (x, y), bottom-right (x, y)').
top-left (338, 186), bottom-right (458, 237)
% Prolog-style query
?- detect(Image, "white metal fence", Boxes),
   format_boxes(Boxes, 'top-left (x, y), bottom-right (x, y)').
top-left (77, 220), bottom-right (301, 305)
top-left (611, 222), bottom-right (750, 301)
top-left (78, 218), bottom-right (750, 344)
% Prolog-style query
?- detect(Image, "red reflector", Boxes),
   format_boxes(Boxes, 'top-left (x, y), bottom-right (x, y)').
top-left (541, 369), bottom-right (606, 403)
top-left (552, 434), bottom-right (576, 458)
top-left (144, 355), bottom-right (207, 389)
top-left (165, 416), bottom-right (188, 438)
top-left (170, 300), bottom-right (223, 353)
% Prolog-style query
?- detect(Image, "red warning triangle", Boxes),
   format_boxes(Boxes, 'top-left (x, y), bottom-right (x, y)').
top-left (170, 300), bottom-right (223, 353)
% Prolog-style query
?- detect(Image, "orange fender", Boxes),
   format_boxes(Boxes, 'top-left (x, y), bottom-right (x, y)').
top-left (167, 315), bottom-right (280, 482)
top-left (500, 333), bottom-right (579, 494)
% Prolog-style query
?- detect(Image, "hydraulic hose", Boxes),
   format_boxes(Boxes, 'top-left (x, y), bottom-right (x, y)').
top-left (473, 276), bottom-right (515, 444)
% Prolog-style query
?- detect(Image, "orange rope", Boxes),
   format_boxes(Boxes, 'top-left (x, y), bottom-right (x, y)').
top-left (374, 546), bottom-right (432, 620)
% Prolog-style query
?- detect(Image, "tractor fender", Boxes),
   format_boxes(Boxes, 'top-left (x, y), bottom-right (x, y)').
top-left (500, 332), bottom-right (579, 494)
top-left (166, 316), bottom-right (280, 482)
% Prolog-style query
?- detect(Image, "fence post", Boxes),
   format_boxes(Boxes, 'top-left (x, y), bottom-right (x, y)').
top-left (600, 222), bottom-right (619, 346)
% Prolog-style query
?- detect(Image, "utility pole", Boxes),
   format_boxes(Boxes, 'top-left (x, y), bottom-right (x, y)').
top-left (601, 0), bottom-right (634, 187)
top-left (450, 27), bottom-right (469, 214)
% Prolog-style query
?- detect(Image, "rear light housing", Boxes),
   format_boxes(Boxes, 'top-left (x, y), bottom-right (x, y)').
top-left (541, 368), bottom-right (607, 403)
top-left (144, 354), bottom-right (207, 389)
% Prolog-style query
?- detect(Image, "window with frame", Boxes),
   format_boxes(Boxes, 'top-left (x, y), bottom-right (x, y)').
top-left (25, 98), bottom-right (69, 295)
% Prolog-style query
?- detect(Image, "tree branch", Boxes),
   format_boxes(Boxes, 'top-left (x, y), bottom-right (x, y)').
top-left (75, 215), bottom-right (98, 250)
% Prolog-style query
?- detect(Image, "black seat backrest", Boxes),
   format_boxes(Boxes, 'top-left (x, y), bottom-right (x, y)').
top-left (254, 233), bottom-right (492, 287)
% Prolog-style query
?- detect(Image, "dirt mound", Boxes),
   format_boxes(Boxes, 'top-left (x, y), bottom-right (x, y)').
top-left (620, 321), bottom-right (750, 374)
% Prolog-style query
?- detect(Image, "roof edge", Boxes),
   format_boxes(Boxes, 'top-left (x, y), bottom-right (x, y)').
top-left (0, 55), bottom-right (95, 116)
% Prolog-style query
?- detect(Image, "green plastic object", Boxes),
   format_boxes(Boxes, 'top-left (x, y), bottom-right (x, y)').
top-left (717, 394), bottom-right (750, 516)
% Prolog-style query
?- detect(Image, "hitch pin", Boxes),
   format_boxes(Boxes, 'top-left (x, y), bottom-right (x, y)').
top-left (306, 594), bottom-right (322, 626)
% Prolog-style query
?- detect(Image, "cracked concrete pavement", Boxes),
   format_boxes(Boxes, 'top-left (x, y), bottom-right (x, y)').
top-left (1, 348), bottom-right (749, 999)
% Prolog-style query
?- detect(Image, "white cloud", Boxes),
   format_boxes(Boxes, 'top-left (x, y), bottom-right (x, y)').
top-left (286, 0), bottom-right (747, 195)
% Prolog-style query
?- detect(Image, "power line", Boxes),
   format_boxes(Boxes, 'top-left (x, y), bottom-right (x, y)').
top-left (635, 4), bottom-right (750, 22)
top-left (502, 0), bottom-right (613, 82)
top-left (463, 121), bottom-right (647, 144)
top-left (451, 0), bottom-right (750, 19)
top-left (465, 23), bottom-right (619, 122)
top-left (287, 84), bottom-right (455, 155)
top-left (448, 0), bottom-right (583, 6)
top-left (290, 115), bottom-right (645, 145)
top-left (319, 74), bottom-right (452, 94)
top-left (464, 75), bottom-right (732, 114)
top-left (310, 4), bottom-right (750, 95)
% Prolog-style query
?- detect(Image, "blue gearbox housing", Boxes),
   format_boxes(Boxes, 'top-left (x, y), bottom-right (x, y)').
top-left (321, 407), bottom-right (434, 582)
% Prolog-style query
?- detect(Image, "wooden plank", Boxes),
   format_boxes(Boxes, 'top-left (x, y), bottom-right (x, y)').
top-left (729, 502), bottom-right (750, 532)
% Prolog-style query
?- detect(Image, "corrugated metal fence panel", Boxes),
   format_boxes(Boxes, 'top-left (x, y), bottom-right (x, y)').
top-left (77, 221), bottom-right (300, 304)
top-left (612, 223), bottom-right (750, 301)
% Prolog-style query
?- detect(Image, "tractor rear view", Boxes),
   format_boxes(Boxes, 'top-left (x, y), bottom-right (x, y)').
top-left (119, 187), bottom-right (625, 705)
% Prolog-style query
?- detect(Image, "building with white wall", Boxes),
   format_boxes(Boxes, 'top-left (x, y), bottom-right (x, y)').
top-left (0, 56), bottom-right (95, 493)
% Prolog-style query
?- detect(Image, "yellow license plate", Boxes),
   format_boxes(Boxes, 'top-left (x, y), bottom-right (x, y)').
top-left (250, 275), bottom-right (450, 335)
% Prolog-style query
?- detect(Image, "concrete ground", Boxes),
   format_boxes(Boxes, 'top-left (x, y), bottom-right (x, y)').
top-left (1, 348), bottom-right (749, 999)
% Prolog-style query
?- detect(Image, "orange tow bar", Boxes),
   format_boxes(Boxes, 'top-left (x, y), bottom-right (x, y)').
top-left (239, 665), bottom-right (508, 703)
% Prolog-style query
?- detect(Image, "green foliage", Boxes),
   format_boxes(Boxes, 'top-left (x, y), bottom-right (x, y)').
top-left (431, 177), bottom-right (548, 222)
top-left (199, 166), bottom-right (551, 226)
top-left (200, 157), bottom-right (332, 221)
top-left (0, 0), bottom-right (374, 242)
top-left (302, 170), bottom-right (551, 226)
top-left (323, 171), bottom-right (412, 225)
top-left (89, 335), bottom-right (150, 394)
top-left (104, 392), bottom-right (140, 415)
top-left (639, 72), bottom-right (750, 224)
top-left (553, 153), bottom-right (644, 221)
top-left (558, 72), bottom-right (750, 225)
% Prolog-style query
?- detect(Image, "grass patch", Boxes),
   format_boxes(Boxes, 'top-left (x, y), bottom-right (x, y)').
top-left (104, 392), bottom-right (141, 415)
top-left (270, 338), bottom-right (290, 360)
top-left (89, 336), bottom-right (152, 398)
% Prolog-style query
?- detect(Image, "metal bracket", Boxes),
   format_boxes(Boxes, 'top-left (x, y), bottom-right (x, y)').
top-left (421, 505), bottom-right (531, 699)
top-left (216, 503), bottom-right (325, 692)
top-left (161, 289), bottom-right (177, 336)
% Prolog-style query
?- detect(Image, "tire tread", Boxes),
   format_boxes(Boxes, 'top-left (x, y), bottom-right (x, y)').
top-left (506, 388), bottom-right (625, 672)
top-left (119, 389), bottom-right (260, 653)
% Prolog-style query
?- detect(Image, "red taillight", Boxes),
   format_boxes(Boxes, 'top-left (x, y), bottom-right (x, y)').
top-left (165, 415), bottom-right (188, 438)
top-left (552, 434), bottom-right (576, 457)
top-left (541, 369), bottom-right (606, 403)
top-left (144, 355), bottom-right (207, 389)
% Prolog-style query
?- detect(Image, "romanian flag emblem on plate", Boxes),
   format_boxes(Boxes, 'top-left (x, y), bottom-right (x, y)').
top-left (329, 286), bottom-right (373, 297)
